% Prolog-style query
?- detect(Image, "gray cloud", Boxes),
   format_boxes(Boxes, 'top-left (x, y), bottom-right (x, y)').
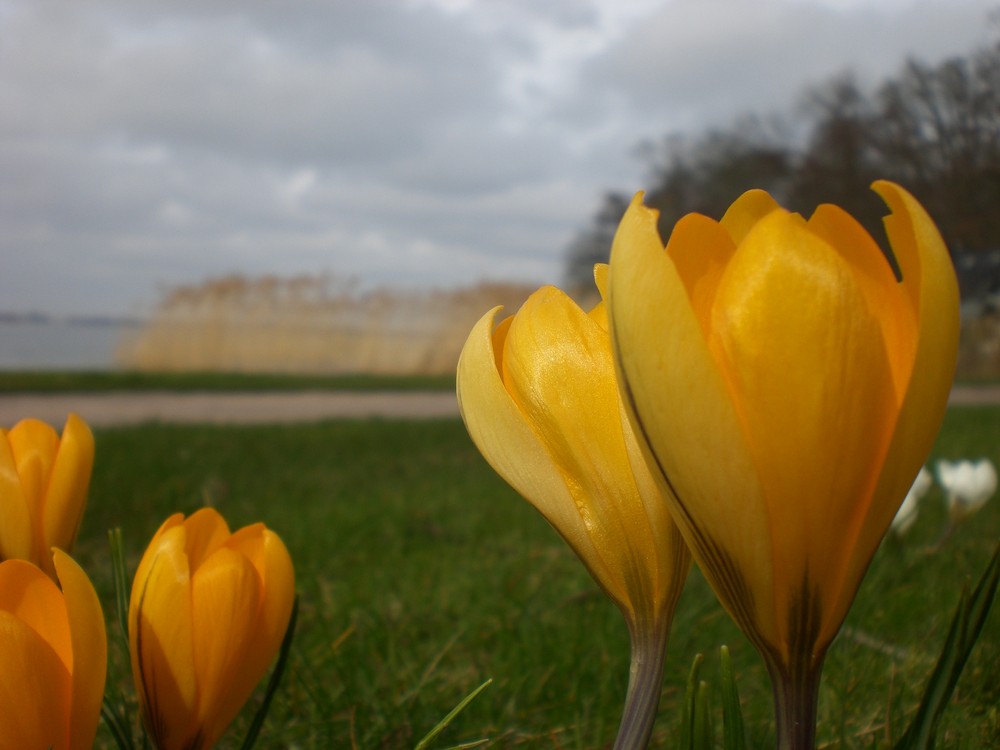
top-left (585, 0), bottom-right (998, 133)
top-left (0, 0), bottom-right (995, 316)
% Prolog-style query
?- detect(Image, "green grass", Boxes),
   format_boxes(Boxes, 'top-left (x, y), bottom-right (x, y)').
top-left (0, 369), bottom-right (990, 394)
top-left (0, 370), bottom-right (455, 393)
top-left (74, 407), bottom-right (1000, 749)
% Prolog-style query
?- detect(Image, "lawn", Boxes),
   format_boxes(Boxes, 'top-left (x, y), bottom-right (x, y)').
top-left (0, 370), bottom-right (455, 393)
top-left (74, 407), bottom-right (999, 749)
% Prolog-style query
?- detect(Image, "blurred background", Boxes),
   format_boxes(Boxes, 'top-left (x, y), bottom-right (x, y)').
top-left (2, 0), bottom-right (998, 376)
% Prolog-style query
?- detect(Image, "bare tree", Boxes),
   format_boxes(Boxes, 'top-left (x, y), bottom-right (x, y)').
top-left (873, 44), bottom-right (1000, 251)
top-left (563, 191), bottom-right (631, 294)
top-left (789, 75), bottom-right (885, 235)
top-left (564, 24), bottom-right (1000, 288)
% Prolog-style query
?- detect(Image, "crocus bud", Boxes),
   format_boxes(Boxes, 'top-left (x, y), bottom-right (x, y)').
top-left (891, 466), bottom-right (933, 536)
top-left (129, 507), bottom-right (295, 750)
top-left (937, 458), bottom-right (997, 522)
top-left (0, 413), bottom-right (94, 578)
top-left (609, 181), bottom-right (959, 749)
top-left (457, 268), bottom-right (690, 750)
top-left (0, 551), bottom-right (107, 750)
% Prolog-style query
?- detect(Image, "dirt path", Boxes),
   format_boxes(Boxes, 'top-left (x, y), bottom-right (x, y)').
top-left (0, 386), bottom-right (996, 428)
top-left (0, 391), bottom-right (460, 427)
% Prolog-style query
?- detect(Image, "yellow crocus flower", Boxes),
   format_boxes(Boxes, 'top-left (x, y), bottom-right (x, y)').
top-left (457, 274), bottom-right (690, 749)
top-left (608, 181), bottom-right (959, 749)
top-left (0, 551), bottom-right (107, 750)
top-left (129, 507), bottom-right (295, 750)
top-left (0, 413), bottom-right (94, 578)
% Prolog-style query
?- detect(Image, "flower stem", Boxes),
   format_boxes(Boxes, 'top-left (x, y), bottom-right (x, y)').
top-left (765, 653), bottom-right (823, 750)
top-left (612, 617), bottom-right (670, 750)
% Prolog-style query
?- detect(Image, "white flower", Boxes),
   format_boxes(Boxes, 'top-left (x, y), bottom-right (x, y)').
top-left (891, 466), bottom-right (933, 536)
top-left (936, 458), bottom-right (997, 523)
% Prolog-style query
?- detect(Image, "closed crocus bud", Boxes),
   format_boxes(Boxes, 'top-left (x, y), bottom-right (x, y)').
top-left (937, 458), bottom-right (997, 522)
top-left (0, 551), bottom-right (107, 750)
top-left (0, 413), bottom-right (94, 578)
top-left (609, 182), bottom-right (959, 750)
top-left (891, 466), bottom-right (933, 537)
top-left (129, 508), bottom-right (295, 750)
top-left (457, 269), bottom-right (691, 750)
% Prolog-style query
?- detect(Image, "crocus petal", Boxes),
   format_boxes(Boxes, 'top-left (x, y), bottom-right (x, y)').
top-left (0, 559), bottom-right (73, 750)
top-left (42, 415), bottom-right (94, 571)
top-left (892, 466), bottom-right (933, 536)
top-left (609, 193), bottom-right (777, 644)
top-left (593, 263), bottom-right (610, 299)
top-left (457, 306), bottom-right (612, 596)
top-left (501, 286), bottom-right (662, 612)
top-left (181, 507), bottom-right (232, 571)
top-left (972, 460), bottom-right (997, 505)
top-left (618, 396), bottom-right (692, 619)
top-left (806, 204), bottom-right (916, 400)
top-left (891, 491), bottom-right (920, 536)
top-left (7, 420), bottom-right (59, 562)
top-left (872, 180), bottom-right (960, 478)
top-left (0, 416), bottom-right (95, 576)
top-left (191, 547), bottom-right (261, 747)
top-left (939, 459), bottom-right (996, 520)
top-left (52, 550), bottom-right (107, 750)
top-left (223, 525), bottom-right (295, 706)
top-left (912, 465), bottom-right (933, 498)
top-left (719, 188), bottom-right (782, 246)
top-left (839, 182), bottom-right (960, 621)
top-left (667, 212), bottom-right (739, 335)
top-left (6, 420), bottom-right (58, 511)
top-left (590, 263), bottom-right (611, 329)
top-left (709, 209), bottom-right (899, 652)
top-left (936, 460), bottom-right (956, 489)
top-left (130, 526), bottom-right (198, 750)
top-left (0, 435), bottom-right (34, 562)
top-left (0, 610), bottom-right (71, 750)
top-left (0, 559), bottom-right (72, 670)
top-left (0, 433), bottom-right (34, 561)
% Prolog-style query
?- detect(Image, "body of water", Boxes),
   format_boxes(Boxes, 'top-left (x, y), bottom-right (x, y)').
top-left (0, 319), bottom-right (139, 370)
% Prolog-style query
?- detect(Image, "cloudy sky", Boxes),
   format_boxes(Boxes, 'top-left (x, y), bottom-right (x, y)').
top-left (2, 0), bottom-right (996, 317)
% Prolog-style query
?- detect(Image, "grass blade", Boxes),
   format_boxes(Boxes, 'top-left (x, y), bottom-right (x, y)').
top-left (107, 527), bottom-right (131, 647)
top-left (720, 645), bottom-right (747, 750)
top-left (101, 696), bottom-right (135, 750)
top-left (693, 680), bottom-right (713, 750)
top-left (413, 677), bottom-right (493, 750)
top-left (893, 542), bottom-right (1000, 750)
top-left (240, 596), bottom-right (299, 750)
top-left (680, 652), bottom-right (704, 750)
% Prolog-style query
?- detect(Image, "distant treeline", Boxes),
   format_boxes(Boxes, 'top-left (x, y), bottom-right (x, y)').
top-left (565, 33), bottom-right (1000, 293)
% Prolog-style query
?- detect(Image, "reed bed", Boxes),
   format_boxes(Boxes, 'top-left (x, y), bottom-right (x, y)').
top-left (117, 275), bottom-right (541, 376)
top-left (116, 272), bottom-right (1000, 379)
